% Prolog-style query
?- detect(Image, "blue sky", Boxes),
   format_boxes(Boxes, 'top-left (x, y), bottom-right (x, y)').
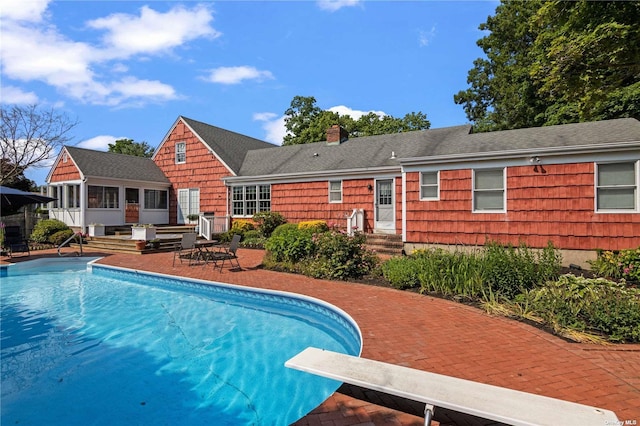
top-left (1, 0), bottom-right (498, 185)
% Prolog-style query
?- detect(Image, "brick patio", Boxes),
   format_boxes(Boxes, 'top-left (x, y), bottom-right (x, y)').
top-left (3, 248), bottom-right (639, 425)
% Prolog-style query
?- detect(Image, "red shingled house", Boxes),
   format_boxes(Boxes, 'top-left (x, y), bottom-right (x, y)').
top-left (47, 116), bottom-right (640, 265)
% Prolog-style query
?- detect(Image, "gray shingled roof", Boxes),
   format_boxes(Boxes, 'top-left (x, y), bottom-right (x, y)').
top-left (238, 125), bottom-right (473, 176)
top-left (181, 116), bottom-right (276, 174)
top-left (433, 117), bottom-right (640, 158)
top-left (237, 118), bottom-right (639, 177)
top-left (65, 146), bottom-right (169, 183)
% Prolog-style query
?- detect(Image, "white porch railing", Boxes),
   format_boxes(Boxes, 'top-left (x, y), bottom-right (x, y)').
top-left (198, 214), bottom-right (230, 240)
top-left (346, 208), bottom-right (364, 236)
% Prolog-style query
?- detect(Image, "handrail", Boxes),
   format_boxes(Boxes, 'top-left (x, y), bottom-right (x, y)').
top-left (198, 215), bottom-right (230, 240)
top-left (346, 209), bottom-right (364, 236)
top-left (58, 232), bottom-right (84, 257)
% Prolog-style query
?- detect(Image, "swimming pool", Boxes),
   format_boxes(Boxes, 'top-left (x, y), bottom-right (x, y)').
top-left (1, 257), bottom-right (362, 425)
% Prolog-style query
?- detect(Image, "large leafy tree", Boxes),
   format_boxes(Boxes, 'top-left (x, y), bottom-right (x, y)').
top-left (454, 0), bottom-right (640, 132)
top-left (283, 96), bottom-right (430, 145)
top-left (0, 104), bottom-right (78, 185)
top-left (108, 138), bottom-right (155, 157)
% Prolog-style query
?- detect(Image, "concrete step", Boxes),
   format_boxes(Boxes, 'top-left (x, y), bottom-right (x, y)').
top-left (364, 233), bottom-right (404, 257)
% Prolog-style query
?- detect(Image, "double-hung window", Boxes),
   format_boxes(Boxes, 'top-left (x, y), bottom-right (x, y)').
top-left (175, 142), bottom-right (186, 164)
top-left (420, 171), bottom-right (439, 200)
top-left (329, 180), bottom-right (342, 203)
top-left (596, 161), bottom-right (638, 212)
top-left (232, 185), bottom-right (271, 216)
top-left (473, 168), bottom-right (506, 212)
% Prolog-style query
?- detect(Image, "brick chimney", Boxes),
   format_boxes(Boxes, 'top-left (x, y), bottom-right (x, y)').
top-left (326, 124), bottom-right (348, 145)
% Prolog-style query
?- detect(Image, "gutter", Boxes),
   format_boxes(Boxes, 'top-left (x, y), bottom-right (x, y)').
top-left (399, 141), bottom-right (640, 166)
top-left (222, 166), bottom-right (400, 185)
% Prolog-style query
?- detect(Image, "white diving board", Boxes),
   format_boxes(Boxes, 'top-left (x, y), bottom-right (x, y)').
top-left (285, 347), bottom-right (619, 426)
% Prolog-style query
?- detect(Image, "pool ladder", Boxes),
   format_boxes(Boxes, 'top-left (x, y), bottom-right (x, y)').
top-left (58, 232), bottom-right (84, 257)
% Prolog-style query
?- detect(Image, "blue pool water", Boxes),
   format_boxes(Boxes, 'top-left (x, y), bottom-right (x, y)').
top-left (0, 258), bottom-right (361, 425)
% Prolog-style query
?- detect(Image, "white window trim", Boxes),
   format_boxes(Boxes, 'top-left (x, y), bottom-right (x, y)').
top-left (232, 184), bottom-right (271, 217)
top-left (144, 189), bottom-right (169, 210)
top-left (419, 171), bottom-right (439, 201)
top-left (595, 160), bottom-right (639, 213)
top-left (329, 180), bottom-right (342, 203)
top-left (175, 142), bottom-right (186, 164)
top-left (472, 167), bottom-right (506, 213)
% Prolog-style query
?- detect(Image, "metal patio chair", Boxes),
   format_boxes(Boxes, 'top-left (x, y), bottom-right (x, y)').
top-left (172, 232), bottom-right (198, 266)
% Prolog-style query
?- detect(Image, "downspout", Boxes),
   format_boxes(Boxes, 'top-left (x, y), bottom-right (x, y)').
top-left (401, 171), bottom-right (407, 243)
top-left (80, 178), bottom-right (87, 232)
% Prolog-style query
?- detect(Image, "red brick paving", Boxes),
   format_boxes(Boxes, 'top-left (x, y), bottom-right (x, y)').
top-left (3, 248), bottom-right (640, 424)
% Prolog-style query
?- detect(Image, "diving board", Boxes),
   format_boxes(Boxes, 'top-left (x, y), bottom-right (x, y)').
top-left (285, 347), bottom-right (619, 426)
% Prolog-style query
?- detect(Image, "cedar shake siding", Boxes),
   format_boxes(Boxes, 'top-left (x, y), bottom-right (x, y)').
top-left (154, 120), bottom-right (230, 223)
top-left (153, 116), bottom-right (274, 224)
top-left (271, 178), bottom-right (389, 232)
top-left (49, 156), bottom-right (81, 182)
top-left (405, 163), bottom-right (640, 251)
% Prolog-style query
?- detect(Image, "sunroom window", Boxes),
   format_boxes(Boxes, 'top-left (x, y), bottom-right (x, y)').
top-left (88, 185), bottom-right (119, 209)
top-left (144, 189), bottom-right (168, 209)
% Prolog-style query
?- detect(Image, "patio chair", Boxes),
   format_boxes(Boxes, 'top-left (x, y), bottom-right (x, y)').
top-left (212, 234), bottom-right (241, 271)
top-left (172, 232), bottom-right (198, 266)
top-left (4, 226), bottom-right (30, 258)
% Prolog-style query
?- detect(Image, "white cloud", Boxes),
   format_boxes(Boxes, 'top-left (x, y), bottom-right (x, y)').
top-left (1, 23), bottom-right (96, 87)
top-left (87, 5), bottom-right (220, 60)
top-left (0, 0), bottom-right (49, 22)
top-left (254, 112), bottom-right (288, 145)
top-left (1, 3), bottom-right (218, 107)
top-left (317, 0), bottom-right (362, 12)
top-left (418, 26), bottom-right (437, 47)
top-left (0, 86), bottom-right (39, 104)
top-left (76, 135), bottom-right (123, 151)
top-left (205, 66), bottom-right (275, 85)
top-left (328, 105), bottom-right (386, 120)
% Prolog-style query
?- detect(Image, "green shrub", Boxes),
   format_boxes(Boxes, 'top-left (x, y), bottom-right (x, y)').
top-left (481, 241), bottom-right (561, 300)
top-left (270, 223), bottom-right (299, 238)
top-left (589, 247), bottom-right (640, 283)
top-left (415, 248), bottom-right (484, 297)
top-left (252, 211), bottom-right (286, 238)
top-left (298, 220), bottom-right (329, 233)
top-left (304, 231), bottom-right (377, 280)
top-left (381, 256), bottom-right (421, 289)
top-left (49, 229), bottom-right (75, 246)
top-left (264, 224), bottom-right (316, 263)
top-left (529, 274), bottom-right (640, 342)
top-left (241, 230), bottom-right (265, 248)
top-left (30, 219), bottom-right (69, 243)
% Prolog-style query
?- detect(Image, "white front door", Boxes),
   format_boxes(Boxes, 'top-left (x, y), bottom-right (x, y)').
top-left (177, 188), bottom-right (200, 224)
top-left (374, 179), bottom-right (395, 233)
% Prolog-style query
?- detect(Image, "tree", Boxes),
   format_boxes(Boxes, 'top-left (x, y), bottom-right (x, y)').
top-left (0, 104), bottom-right (78, 185)
top-left (108, 138), bottom-right (155, 157)
top-left (282, 96), bottom-right (430, 145)
top-left (0, 159), bottom-right (36, 192)
top-left (454, 0), bottom-right (640, 132)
